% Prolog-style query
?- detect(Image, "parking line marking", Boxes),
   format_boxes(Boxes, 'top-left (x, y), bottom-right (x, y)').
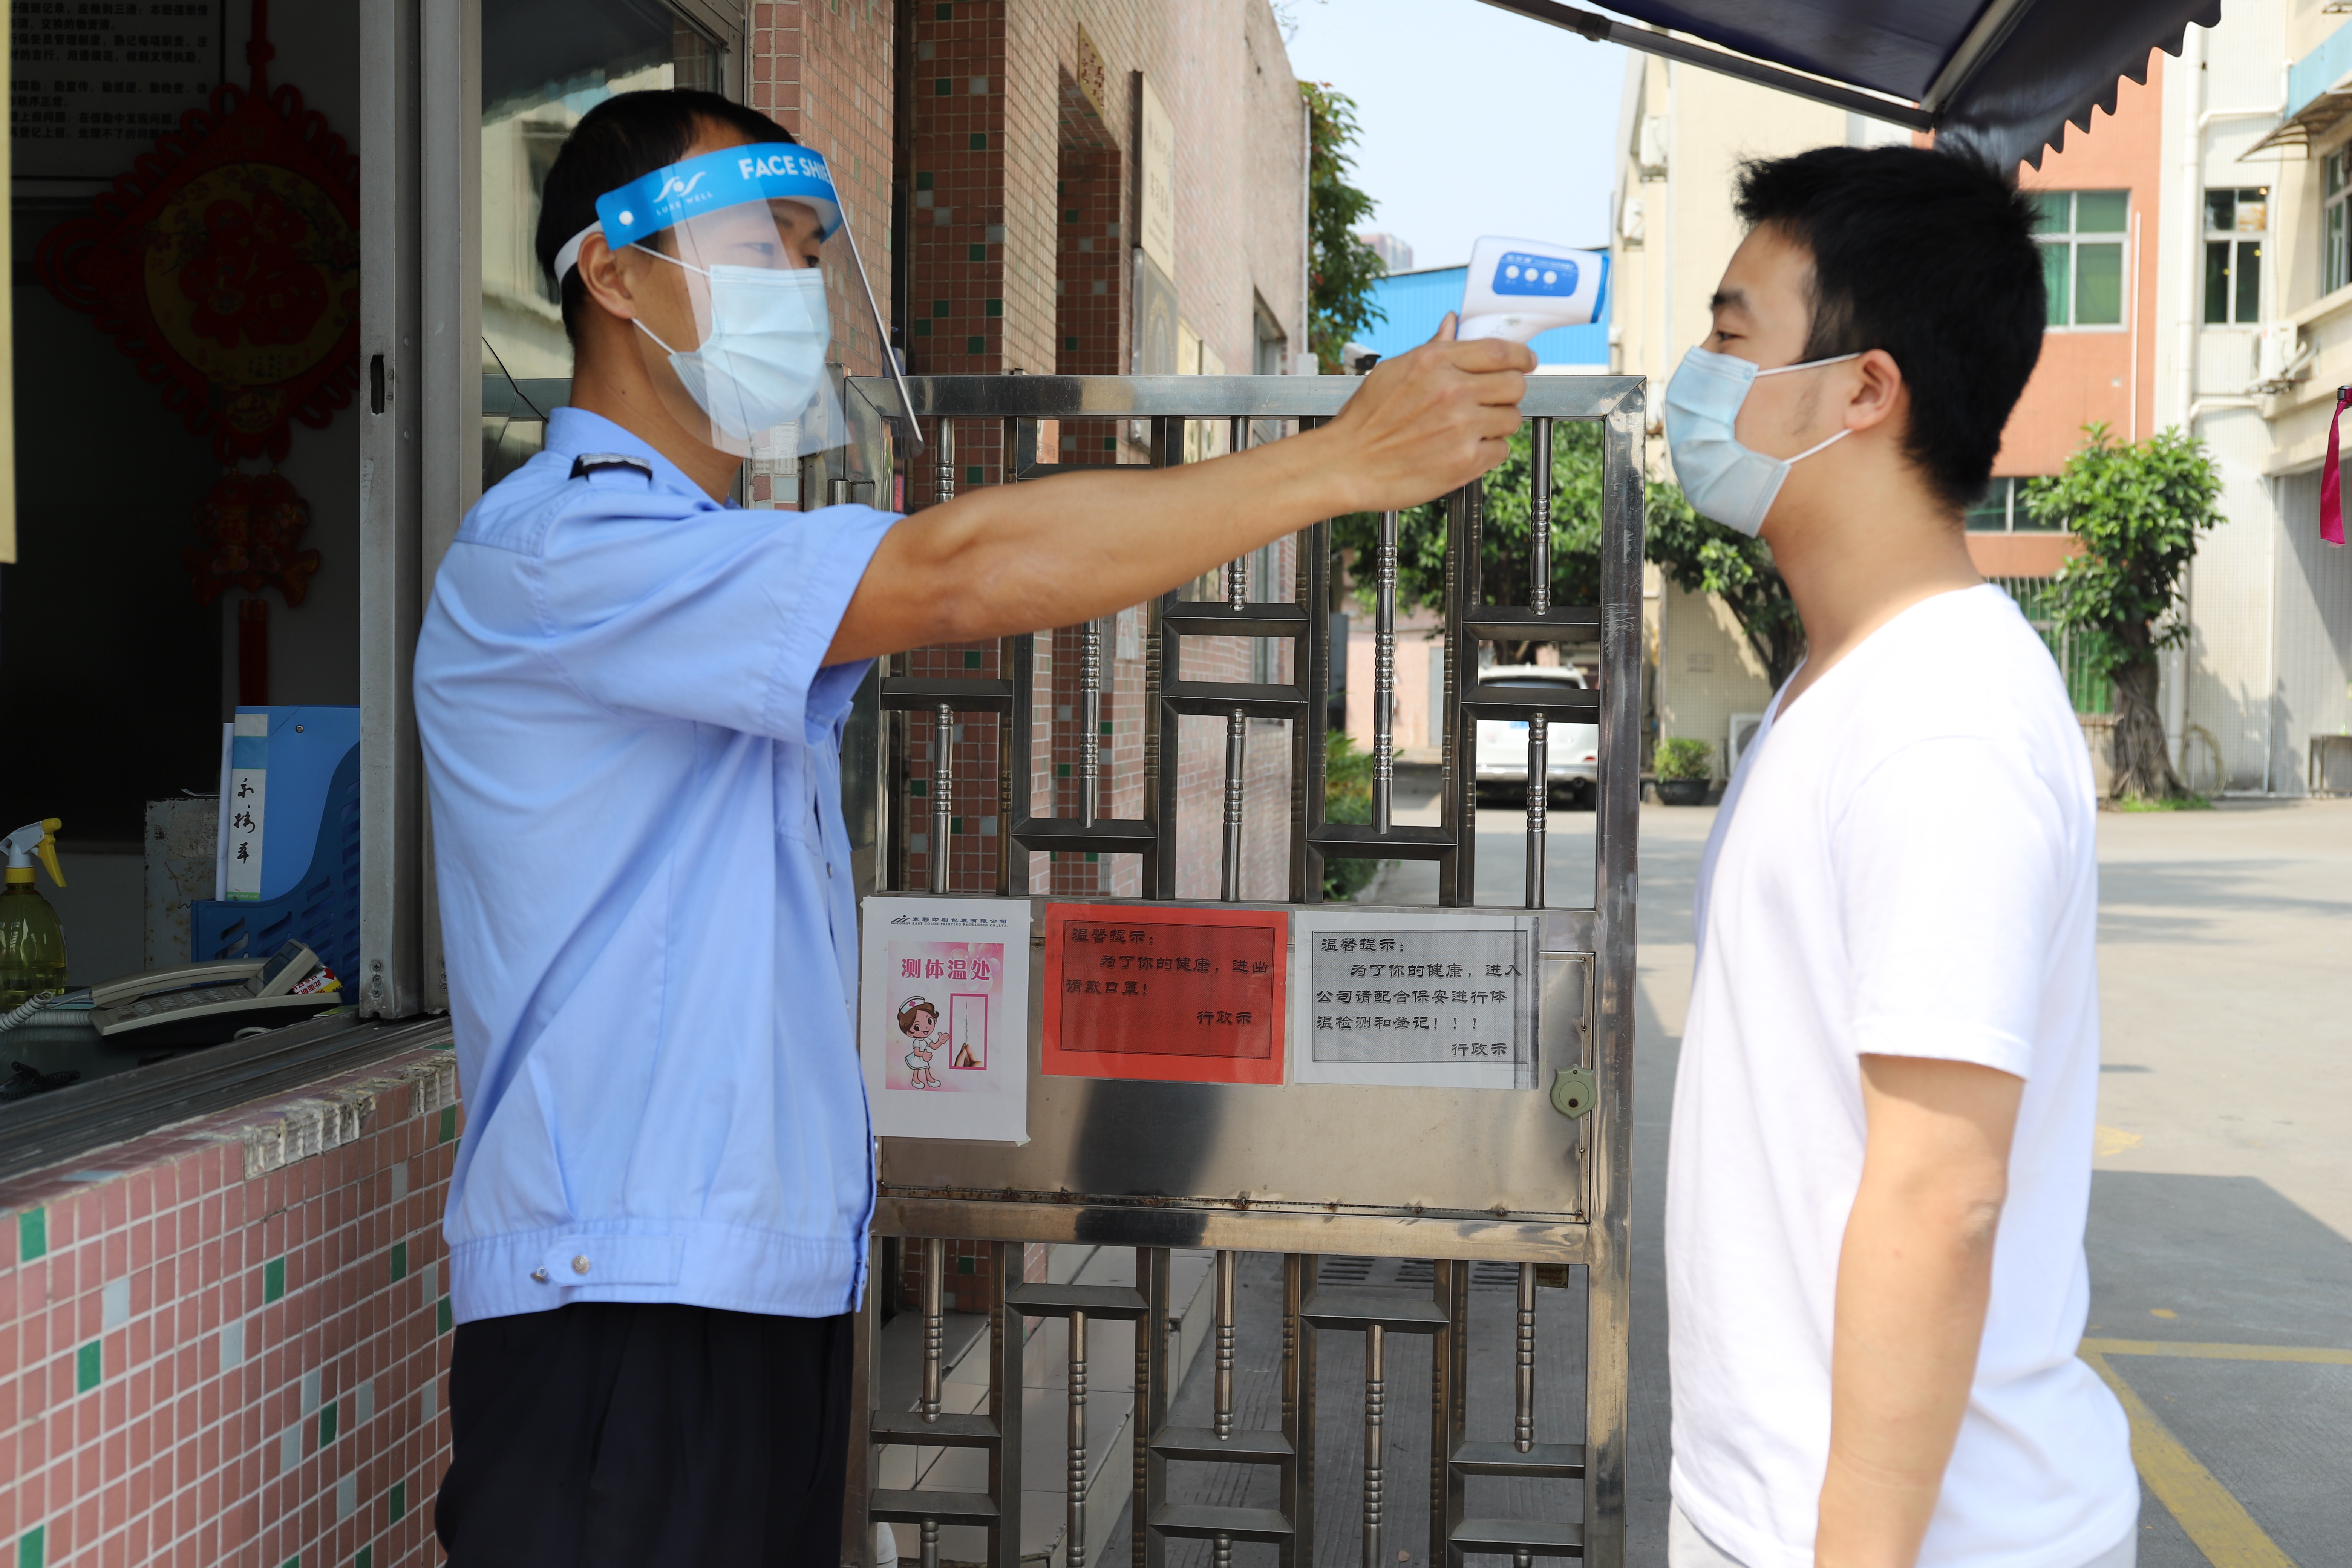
top-left (2082, 1350), bottom-right (2300, 1568)
top-left (2083, 1339), bottom-right (2352, 1366)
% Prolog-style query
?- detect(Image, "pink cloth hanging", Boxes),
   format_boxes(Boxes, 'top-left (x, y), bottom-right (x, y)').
top-left (2324, 386), bottom-right (2351, 546)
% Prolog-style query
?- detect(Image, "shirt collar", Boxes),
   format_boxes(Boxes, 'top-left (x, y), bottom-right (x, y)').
top-left (544, 406), bottom-right (724, 505)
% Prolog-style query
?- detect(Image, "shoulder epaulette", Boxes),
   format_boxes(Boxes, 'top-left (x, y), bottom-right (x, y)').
top-left (570, 453), bottom-right (655, 482)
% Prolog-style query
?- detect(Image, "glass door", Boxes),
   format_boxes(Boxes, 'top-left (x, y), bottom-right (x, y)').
top-left (479, 0), bottom-right (733, 489)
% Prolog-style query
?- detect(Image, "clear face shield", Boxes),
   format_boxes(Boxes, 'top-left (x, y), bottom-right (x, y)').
top-left (553, 141), bottom-right (919, 461)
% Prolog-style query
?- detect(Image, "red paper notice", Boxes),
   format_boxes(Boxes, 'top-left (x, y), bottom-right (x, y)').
top-left (1041, 902), bottom-right (1288, 1085)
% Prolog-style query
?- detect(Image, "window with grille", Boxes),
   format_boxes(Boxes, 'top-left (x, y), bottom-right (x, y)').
top-left (2204, 187), bottom-right (2266, 325)
top-left (1963, 477), bottom-right (2059, 533)
top-left (2031, 190), bottom-right (2128, 328)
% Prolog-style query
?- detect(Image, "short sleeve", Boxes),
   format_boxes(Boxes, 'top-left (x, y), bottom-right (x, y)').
top-left (536, 498), bottom-right (897, 743)
top-left (1835, 735), bottom-right (2070, 1080)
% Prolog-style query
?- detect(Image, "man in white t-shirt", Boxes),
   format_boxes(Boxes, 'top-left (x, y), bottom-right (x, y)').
top-left (1658, 147), bottom-right (2138, 1568)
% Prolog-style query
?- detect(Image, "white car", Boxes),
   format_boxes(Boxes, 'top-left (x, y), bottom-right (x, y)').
top-left (1473, 666), bottom-right (1599, 806)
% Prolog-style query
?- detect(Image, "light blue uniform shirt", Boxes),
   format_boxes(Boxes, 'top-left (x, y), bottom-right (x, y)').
top-left (415, 407), bottom-right (896, 1324)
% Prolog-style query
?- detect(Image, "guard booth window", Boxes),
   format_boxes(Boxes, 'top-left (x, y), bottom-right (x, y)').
top-left (480, 0), bottom-right (731, 493)
top-left (2, 0), bottom-right (372, 1111)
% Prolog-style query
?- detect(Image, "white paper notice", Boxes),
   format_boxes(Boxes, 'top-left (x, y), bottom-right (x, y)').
top-left (860, 895), bottom-right (1032, 1142)
top-left (1290, 910), bottom-right (1539, 1089)
top-left (224, 712), bottom-right (268, 902)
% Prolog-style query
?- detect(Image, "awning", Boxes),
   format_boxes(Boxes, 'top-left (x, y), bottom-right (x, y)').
top-left (1477, 0), bottom-right (2222, 172)
top-left (2245, 22), bottom-right (2352, 156)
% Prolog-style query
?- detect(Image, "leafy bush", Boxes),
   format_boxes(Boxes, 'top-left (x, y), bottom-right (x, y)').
top-left (1653, 738), bottom-right (1712, 781)
top-left (1322, 730), bottom-right (1383, 901)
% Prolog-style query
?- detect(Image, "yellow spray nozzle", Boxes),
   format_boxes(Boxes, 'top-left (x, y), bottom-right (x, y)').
top-left (4, 819), bottom-right (65, 887)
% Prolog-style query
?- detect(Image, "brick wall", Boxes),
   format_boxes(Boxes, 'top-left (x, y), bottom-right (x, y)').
top-left (751, 0), bottom-right (899, 382)
top-left (893, 1237), bottom-right (1049, 1316)
top-left (882, 0), bottom-right (1312, 902)
top-left (1, 1045), bottom-right (464, 1568)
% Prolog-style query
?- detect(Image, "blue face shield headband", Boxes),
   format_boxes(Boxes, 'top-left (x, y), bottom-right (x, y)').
top-left (550, 142), bottom-right (922, 459)
top-left (551, 143), bottom-right (843, 285)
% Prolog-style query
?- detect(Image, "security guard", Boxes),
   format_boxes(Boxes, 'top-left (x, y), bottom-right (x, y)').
top-left (415, 87), bottom-right (1531, 1567)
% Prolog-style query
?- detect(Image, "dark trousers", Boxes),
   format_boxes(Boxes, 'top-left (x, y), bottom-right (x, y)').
top-left (435, 1302), bottom-right (854, 1568)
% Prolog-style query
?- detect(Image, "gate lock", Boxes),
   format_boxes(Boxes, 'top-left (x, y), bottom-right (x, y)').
top-left (1550, 1066), bottom-right (1596, 1119)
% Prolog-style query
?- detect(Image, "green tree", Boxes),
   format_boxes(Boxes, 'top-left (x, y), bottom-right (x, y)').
top-left (2023, 423), bottom-right (2223, 801)
top-left (1300, 81), bottom-right (1386, 372)
top-left (1642, 480), bottom-right (1807, 690)
top-left (1320, 731), bottom-right (1381, 900)
top-left (1333, 424), bottom-right (1806, 686)
top-left (1330, 421), bottom-right (1604, 664)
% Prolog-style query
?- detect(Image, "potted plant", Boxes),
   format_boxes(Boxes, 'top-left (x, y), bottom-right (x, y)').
top-left (1653, 738), bottom-right (1713, 805)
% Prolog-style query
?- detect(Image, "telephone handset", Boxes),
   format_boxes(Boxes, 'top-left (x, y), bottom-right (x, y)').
top-left (91, 940), bottom-right (345, 1047)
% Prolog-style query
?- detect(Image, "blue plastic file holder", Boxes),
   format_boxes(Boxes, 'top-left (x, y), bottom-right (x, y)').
top-left (190, 742), bottom-right (361, 985)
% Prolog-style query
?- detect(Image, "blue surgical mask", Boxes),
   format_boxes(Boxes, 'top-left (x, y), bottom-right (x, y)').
top-left (1661, 346), bottom-right (1860, 536)
top-left (636, 255), bottom-right (832, 443)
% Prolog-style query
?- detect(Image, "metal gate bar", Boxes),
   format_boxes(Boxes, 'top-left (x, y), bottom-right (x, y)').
top-left (844, 372), bottom-right (1642, 1568)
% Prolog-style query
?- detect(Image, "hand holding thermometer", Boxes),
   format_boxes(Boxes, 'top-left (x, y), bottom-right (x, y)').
top-left (1456, 235), bottom-right (1608, 346)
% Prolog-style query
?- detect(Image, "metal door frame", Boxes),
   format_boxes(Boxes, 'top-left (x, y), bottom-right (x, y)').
top-left (358, 0), bottom-right (429, 1019)
top-left (847, 371), bottom-right (1642, 1566)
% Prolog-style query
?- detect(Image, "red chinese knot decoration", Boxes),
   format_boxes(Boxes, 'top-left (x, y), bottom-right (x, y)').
top-left (34, 0), bottom-right (359, 464)
top-left (184, 471), bottom-right (321, 607)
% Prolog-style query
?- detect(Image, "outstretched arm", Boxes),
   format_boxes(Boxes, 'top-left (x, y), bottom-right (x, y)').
top-left (824, 323), bottom-right (1533, 665)
top-left (1816, 1053), bottom-right (2022, 1568)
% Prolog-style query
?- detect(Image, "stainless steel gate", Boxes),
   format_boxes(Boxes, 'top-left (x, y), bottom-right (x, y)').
top-left (843, 372), bottom-right (1644, 1568)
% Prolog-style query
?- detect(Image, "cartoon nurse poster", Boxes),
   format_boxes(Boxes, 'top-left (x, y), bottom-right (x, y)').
top-left (859, 895), bottom-right (1031, 1142)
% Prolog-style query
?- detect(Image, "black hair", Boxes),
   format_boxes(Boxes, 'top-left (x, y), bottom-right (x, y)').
top-left (1732, 145), bottom-right (2045, 515)
top-left (535, 89), bottom-right (795, 343)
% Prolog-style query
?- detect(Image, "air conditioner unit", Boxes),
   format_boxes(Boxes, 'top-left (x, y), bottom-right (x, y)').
top-left (1619, 195), bottom-right (1645, 246)
top-left (2254, 323), bottom-right (2312, 391)
top-left (1727, 712), bottom-right (1767, 776)
top-left (1638, 116), bottom-right (1668, 178)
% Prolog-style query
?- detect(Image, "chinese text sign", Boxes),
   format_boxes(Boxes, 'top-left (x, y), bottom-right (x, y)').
top-left (1041, 902), bottom-right (1287, 1085)
top-left (1290, 912), bottom-right (1539, 1089)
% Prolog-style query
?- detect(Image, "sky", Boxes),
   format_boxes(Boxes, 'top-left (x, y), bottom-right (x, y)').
top-left (1282, 0), bottom-right (1629, 273)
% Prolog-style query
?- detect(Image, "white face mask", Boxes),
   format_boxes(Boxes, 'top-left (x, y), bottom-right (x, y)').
top-left (1661, 346), bottom-right (1860, 536)
top-left (635, 251), bottom-right (832, 443)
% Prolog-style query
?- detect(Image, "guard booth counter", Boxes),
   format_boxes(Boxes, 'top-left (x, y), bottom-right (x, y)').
top-left (2, 0), bottom-right (423, 1134)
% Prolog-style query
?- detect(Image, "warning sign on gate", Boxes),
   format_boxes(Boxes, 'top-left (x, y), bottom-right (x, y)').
top-left (1289, 910), bottom-right (1540, 1090)
top-left (859, 895), bottom-right (1033, 1142)
top-left (1041, 902), bottom-right (1288, 1085)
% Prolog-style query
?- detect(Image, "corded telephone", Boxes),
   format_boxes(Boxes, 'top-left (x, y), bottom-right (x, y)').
top-left (89, 940), bottom-right (345, 1048)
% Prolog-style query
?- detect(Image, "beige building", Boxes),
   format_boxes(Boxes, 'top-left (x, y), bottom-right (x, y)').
top-left (2176, 0), bottom-right (2352, 793)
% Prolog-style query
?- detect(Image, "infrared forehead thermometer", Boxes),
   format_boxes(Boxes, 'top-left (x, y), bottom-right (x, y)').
top-left (1457, 235), bottom-right (1607, 345)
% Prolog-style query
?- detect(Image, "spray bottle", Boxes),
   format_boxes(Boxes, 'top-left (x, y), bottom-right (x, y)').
top-left (1456, 235), bottom-right (1609, 346)
top-left (0, 819), bottom-right (69, 1009)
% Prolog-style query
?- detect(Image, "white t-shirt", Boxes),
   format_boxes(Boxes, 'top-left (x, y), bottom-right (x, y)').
top-left (1666, 585), bottom-right (2136, 1568)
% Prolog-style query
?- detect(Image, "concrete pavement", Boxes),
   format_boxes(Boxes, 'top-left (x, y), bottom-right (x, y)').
top-left (1626, 795), bottom-right (2352, 1568)
top-left (1139, 788), bottom-right (2350, 1565)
